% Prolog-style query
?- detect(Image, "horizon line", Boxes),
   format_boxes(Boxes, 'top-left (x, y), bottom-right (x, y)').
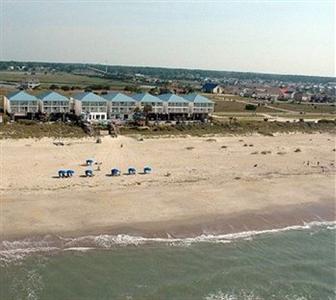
top-left (1, 59), bottom-right (335, 79)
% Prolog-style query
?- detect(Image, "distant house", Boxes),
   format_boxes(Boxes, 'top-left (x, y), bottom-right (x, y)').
top-left (37, 91), bottom-right (70, 114)
top-left (72, 92), bottom-right (107, 122)
top-left (301, 93), bottom-right (312, 102)
top-left (279, 88), bottom-right (295, 100)
top-left (18, 79), bottom-right (41, 90)
top-left (4, 90), bottom-right (39, 118)
top-left (202, 83), bottom-right (224, 94)
top-left (292, 92), bottom-right (304, 102)
top-left (132, 93), bottom-right (164, 114)
top-left (240, 88), bottom-right (253, 98)
top-left (182, 93), bottom-right (215, 118)
top-left (158, 93), bottom-right (191, 117)
top-left (102, 92), bottom-right (137, 120)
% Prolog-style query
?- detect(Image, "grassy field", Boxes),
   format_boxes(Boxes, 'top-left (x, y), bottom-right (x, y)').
top-left (207, 94), bottom-right (335, 115)
top-left (210, 96), bottom-right (284, 113)
top-left (213, 100), bottom-right (281, 113)
top-left (0, 71), bottom-right (128, 89)
top-left (270, 102), bottom-right (335, 113)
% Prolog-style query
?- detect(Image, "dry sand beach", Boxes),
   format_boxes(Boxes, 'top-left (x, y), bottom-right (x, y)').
top-left (1, 133), bottom-right (335, 241)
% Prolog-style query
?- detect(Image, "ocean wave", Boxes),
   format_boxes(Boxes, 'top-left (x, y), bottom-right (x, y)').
top-left (1, 220), bottom-right (335, 265)
top-left (203, 289), bottom-right (322, 300)
top-left (204, 290), bottom-right (336, 300)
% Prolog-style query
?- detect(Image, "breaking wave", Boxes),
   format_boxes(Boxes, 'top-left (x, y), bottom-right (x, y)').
top-left (203, 289), bottom-right (336, 300)
top-left (1, 220), bottom-right (335, 265)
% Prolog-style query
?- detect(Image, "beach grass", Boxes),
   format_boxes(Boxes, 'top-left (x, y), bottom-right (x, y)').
top-left (119, 119), bottom-right (336, 137)
top-left (1, 118), bottom-right (335, 139)
top-left (0, 121), bottom-right (87, 139)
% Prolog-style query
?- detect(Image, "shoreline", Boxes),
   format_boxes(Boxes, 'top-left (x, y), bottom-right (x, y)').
top-left (1, 199), bottom-right (334, 243)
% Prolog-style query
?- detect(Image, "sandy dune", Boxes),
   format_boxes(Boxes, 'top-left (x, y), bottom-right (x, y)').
top-left (1, 133), bottom-right (335, 239)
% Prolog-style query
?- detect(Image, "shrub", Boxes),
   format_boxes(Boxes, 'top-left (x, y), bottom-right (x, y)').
top-left (318, 119), bottom-right (335, 124)
top-left (17, 119), bottom-right (37, 125)
top-left (49, 84), bottom-right (59, 90)
top-left (245, 104), bottom-right (257, 111)
top-left (86, 84), bottom-right (110, 90)
top-left (1, 114), bottom-right (9, 124)
top-left (61, 85), bottom-right (70, 91)
top-left (124, 85), bottom-right (142, 93)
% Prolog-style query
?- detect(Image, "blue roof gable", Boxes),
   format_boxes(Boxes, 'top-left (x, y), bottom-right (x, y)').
top-left (182, 93), bottom-right (214, 104)
top-left (132, 93), bottom-right (162, 103)
top-left (158, 93), bottom-right (189, 103)
top-left (102, 92), bottom-right (136, 103)
top-left (73, 92), bottom-right (106, 102)
top-left (7, 90), bottom-right (37, 101)
top-left (202, 83), bottom-right (219, 91)
top-left (38, 91), bottom-right (69, 102)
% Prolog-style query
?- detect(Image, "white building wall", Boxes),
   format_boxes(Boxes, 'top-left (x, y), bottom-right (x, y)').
top-left (108, 102), bottom-right (138, 120)
top-left (6, 100), bottom-right (39, 116)
top-left (40, 100), bottom-right (71, 114)
top-left (73, 99), bottom-right (82, 116)
top-left (3, 96), bottom-right (10, 114)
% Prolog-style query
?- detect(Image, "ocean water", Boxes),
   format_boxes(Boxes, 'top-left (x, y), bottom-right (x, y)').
top-left (0, 222), bottom-right (335, 300)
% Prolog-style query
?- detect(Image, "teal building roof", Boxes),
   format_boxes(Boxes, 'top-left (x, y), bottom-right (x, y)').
top-left (37, 91), bottom-right (69, 102)
top-left (7, 90), bottom-right (37, 101)
top-left (158, 93), bottom-right (189, 103)
top-left (73, 92), bottom-right (106, 102)
top-left (132, 93), bottom-right (162, 103)
top-left (182, 93), bottom-right (214, 104)
top-left (102, 92), bottom-right (136, 103)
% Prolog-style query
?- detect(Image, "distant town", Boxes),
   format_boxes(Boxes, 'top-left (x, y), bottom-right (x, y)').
top-left (1, 61), bottom-right (335, 102)
top-left (0, 61), bottom-right (335, 130)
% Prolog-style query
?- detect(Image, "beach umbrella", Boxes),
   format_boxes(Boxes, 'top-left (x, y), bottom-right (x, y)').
top-left (128, 167), bottom-right (136, 175)
top-left (86, 158), bottom-right (95, 166)
top-left (111, 168), bottom-right (121, 176)
top-left (85, 168), bottom-right (93, 177)
top-left (67, 170), bottom-right (75, 177)
top-left (144, 166), bottom-right (152, 174)
top-left (58, 170), bottom-right (66, 178)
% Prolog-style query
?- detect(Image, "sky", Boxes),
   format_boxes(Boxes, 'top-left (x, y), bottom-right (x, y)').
top-left (0, 0), bottom-right (335, 76)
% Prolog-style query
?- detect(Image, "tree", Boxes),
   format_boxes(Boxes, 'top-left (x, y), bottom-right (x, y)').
top-left (49, 84), bottom-right (59, 90)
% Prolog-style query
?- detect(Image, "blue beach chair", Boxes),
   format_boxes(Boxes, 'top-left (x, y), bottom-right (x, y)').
top-left (58, 170), bottom-right (66, 178)
top-left (143, 166), bottom-right (152, 174)
top-left (85, 169), bottom-right (93, 177)
top-left (66, 170), bottom-right (75, 177)
top-left (111, 168), bottom-right (121, 176)
top-left (128, 167), bottom-right (136, 175)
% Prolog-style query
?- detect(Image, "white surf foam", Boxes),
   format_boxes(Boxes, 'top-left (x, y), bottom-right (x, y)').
top-left (1, 220), bottom-right (335, 265)
top-left (203, 289), bottom-right (316, 300)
